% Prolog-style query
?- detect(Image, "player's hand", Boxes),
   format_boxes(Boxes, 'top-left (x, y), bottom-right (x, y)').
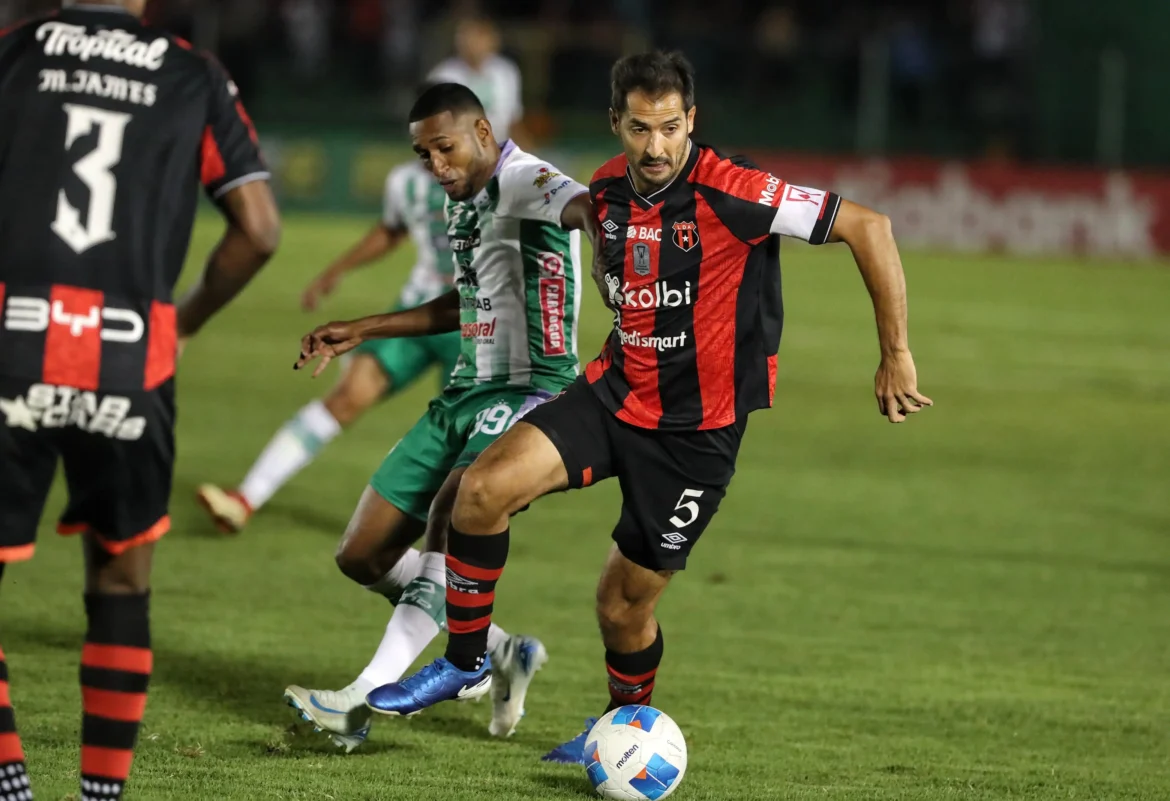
top-left (874, 349), bottom-right (933, 423)
top-left (301, 271), bottom-right (342, 312)
top-left (295, 321), bottom-right (365, 378)
top-left (177, 336), bottom-right (189, 360)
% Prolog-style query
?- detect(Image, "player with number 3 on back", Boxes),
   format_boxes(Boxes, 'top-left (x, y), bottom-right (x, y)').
top-left (0, 2), bottom-right (279, 799)
top-left (366, 51), bottom-right (933, 764)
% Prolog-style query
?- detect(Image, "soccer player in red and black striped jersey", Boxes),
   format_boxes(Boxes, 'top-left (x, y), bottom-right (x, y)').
top-left (0, 2), bottom-right (280, 798)
top-left (371, 51), bottom-right (932, 761)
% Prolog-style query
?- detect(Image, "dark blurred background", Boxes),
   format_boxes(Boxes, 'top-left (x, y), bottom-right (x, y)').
top-left (8, 1), bottom-right (1168, 255)
top-left (4, 0), bottom-right (1163, 166)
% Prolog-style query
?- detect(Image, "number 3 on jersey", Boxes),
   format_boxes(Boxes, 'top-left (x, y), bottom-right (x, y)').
top-left (53, 103), bottom-right (132, 255)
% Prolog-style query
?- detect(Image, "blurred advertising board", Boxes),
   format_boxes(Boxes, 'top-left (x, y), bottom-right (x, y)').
top-left (260, 134), bottom-right (1170, 259)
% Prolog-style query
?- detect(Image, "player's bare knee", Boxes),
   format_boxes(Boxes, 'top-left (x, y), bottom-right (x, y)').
top-left (334, 540), bottom-right (379, 585)
top-left (86, 541), bottom-right (153, 595)
top-left (452, 462), bottom-right (510, 531)
top-left (324, 388), bottom-right (373, 428)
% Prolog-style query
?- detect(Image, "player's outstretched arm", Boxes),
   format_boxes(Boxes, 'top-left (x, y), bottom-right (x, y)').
top-left (294, 289), bottom-right (460, 378)
top-left (558, 193), bottom-right (608, 306)
top-left (827, 199), bottom-right (933, 423)
top-left (301, 224), bottom-right (407, 312)
top-left (177, 180), bottom-right (282, 340)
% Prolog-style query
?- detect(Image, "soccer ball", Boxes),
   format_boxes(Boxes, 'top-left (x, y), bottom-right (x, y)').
top-left (584, 705), bottom-right (687, 800)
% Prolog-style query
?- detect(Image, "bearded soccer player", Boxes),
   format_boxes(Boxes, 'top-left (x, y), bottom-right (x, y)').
top-left (290, 82), bottom-right (600, 747)
top-left (362, 50), bottom-right (933, 760)
top-left (0, 2), bottom-right (279, 798)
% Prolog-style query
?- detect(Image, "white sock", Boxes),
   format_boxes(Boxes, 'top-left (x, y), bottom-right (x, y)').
top-left (363, 548), bottom-right (423, 601)
top-left (239, 400), bottom-right (341, 509)
top-left (487, 622), bottom-right (510, 656)
top-left (357, 551), bottom-right (447, 689)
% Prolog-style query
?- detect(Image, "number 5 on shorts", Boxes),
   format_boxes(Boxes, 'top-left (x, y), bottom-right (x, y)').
top-left (669, 488), bottom-right (705, 529)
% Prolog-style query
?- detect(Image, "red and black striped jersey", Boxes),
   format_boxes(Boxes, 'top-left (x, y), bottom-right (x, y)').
top-left (0, 6), bottom-right (268, 392)
top-left (585, 142), bottom-right (841, 431)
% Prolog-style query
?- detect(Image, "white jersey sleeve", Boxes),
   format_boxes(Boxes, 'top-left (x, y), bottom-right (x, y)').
top-left (381, 166), bottom-right (410, 231)
top-left (496, 154), bottom-right (588, 227)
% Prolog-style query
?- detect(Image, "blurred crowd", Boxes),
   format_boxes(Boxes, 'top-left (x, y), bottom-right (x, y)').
top-left (3, 0), bottom-right (1032, 157)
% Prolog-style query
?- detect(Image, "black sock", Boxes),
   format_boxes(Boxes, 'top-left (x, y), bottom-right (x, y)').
top-left (444, 524), bottom-right (509, 672)
top-left (80, 593), bottom-right (152, 801)
top-left (0, 643), bottom-right (32, 800)
top-left (605, 625), bottom-right (664, 712)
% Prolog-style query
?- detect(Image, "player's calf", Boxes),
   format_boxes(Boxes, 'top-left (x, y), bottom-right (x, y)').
top-left (595, 547), bottom-right (672, 712)
top-left (79, 539), bottom-right (155, 801)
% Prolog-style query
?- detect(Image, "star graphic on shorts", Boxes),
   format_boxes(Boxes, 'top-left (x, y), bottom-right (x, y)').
top-left (0, 396), bottom-right (40, 432)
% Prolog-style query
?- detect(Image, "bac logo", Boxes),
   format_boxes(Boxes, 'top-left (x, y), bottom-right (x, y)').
top-left (672, 221), bottom-right (699, 252)
top-left (627, 225), bottom-right (661, 242)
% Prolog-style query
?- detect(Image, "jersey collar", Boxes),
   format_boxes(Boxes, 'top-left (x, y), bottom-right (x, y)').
top-left (492, 139), bottom-right (517, 177)
top-left (625, 139), bottom-right (700, 210)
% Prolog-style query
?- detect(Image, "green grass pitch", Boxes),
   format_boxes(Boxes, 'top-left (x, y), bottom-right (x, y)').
top-left (2, 213), bottom-right (1169, 800)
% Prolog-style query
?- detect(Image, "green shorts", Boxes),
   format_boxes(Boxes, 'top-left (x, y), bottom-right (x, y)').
top-left (370, 383), bottom-right (558, 521)
top-left (353, 315), bottom-right (461, 394)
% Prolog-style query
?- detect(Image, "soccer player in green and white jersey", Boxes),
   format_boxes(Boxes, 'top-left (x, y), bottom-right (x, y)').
top-left (197, 159), bottom-right (458, 533)
top-left (286, 82), bottom-right (602, 750)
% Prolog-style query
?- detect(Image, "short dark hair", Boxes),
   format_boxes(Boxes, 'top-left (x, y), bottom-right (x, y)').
top-left (408, 82), bottom-right (485, 123)
top-left (610, 51), bottom-right (695, 114)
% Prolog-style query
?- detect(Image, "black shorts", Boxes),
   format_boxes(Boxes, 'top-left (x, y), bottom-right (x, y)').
top-left (0, 377), bottom-right (175, 563)
top-left (523, 377), bottom-right (745, 571)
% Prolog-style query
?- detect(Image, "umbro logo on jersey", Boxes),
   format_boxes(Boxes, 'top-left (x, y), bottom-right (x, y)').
top-left (602, 219), bottom-right (619, 233)
top-left (672, 221), bottom-right (699, 252)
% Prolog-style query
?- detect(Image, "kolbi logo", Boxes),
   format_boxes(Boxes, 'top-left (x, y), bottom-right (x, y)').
top-left (620, 280), bottom-right (692, 310)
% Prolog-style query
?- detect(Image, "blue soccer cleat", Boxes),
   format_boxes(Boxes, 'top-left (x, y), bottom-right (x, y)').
top-left (365, 656), bottom-right (492, 717)
top-left (540, 717), bottom-right (598, 765)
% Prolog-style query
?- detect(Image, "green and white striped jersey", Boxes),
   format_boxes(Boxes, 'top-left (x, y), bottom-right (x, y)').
top-left (383, 161), bottom-right (456, 308)
top-left (446, 142), bottom-right (586, 392)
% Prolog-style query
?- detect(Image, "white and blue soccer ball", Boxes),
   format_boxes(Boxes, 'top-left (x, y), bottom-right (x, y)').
top-left (584, 705), bottom-right (687, 800)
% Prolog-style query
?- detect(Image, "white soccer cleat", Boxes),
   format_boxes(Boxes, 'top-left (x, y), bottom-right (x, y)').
top-left (196, 484), bottom-right (253, 534)
top-left (283, 685), bottom-right (372, 754)
top-left (488, 635), bottom-right (548, 737)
